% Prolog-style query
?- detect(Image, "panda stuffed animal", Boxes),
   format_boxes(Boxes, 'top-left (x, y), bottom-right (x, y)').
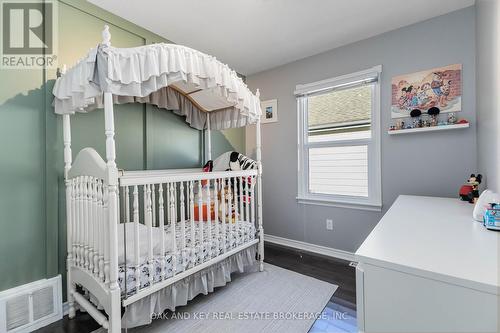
top-left (229, 152), bottom-right (242, 171)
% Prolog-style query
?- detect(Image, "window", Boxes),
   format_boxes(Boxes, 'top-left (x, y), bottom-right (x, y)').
top-left (296, 66), bottom-right (382, 210)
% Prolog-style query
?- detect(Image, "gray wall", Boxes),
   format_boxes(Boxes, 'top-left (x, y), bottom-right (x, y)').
top-left (246, 7), bottom-right (477, 253)
top-left (476, 0), bottom-right (500, 193)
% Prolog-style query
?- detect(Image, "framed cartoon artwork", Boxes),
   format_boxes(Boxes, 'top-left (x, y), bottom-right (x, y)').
top-left (391, 64), bottom-right (462, 118)
top-left (261, 99), bottom-right (278, 124)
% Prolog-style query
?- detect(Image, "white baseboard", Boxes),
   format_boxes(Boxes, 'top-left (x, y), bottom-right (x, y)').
top-left (264, 234), bottom-right (356, 262)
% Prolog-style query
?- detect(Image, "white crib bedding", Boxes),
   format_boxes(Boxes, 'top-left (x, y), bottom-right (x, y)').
top-left (117, 221), bottom-right (256, 297)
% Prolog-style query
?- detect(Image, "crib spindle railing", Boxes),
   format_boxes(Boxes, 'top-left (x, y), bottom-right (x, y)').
top-left (239, 176), bottom-right (244, 222)
top-left (80, 177), bottom-right (85, 268)
top-left (197, 181), bottom-right (203, 254)
top-left (87, 177), bottom-right (94, 271)
top-left (121, 185), bottom-right (130, 286)
top-left (221, 180), bottom-right (226, 253)
top-left (214, 179), bottom-right (220, 255)
top-left (158, 184), bottom-right (166, 280)
top-left (251, 178), bottom-right (256, 227)
top-left (189, 181), bottom-right (195, 268)
top-left (245, 178), bottom-right (250, 242)
top-left (88, 178), bottom-right (95, 274)
top-left (233, 177), bottom-right (239, 248)
top-left (117, 169), bottom-right (258, 295)
top-left (151, 184), bottom-right (156, 228)
top-left (72, 178), bottom-right (78, 267)
top-left (69, 169), bottom-right (259, 300)
top-left (70, 179), bottom-right (76, 267)
top-left (146, 184), bottom-right (154, 287)
top-left (238, 177), bottom-right (244, 245)
top-left (94, 178), bottom-right (101, 274)
top-left (227, 181), bottom-right (233, 250)
top-left (88, 177), bottom-right (95, 273)
top-left (84, 177), bottom-right (88, 268)
top-left (83, 176), bottom-right (89, 270)
top-left (103, 184), bottom-right (110, 285)
top-left (169, 183), bottom-right (177, 276)
top-left (91, 179), bottom-right (97, 276)
top-left (72, 178), bottom-right (79, 267)
top-left (67, 176), bottom-right (108, 283)
top-left (97, 181), bottom-right (105, 282)
top-left (124, 186), bottom-right (130, 225)
top-left (132, 185), bottom-right (140, 292)
top-left (206, 181), bottom-right (212, 259)
top-left (78, 177), bottom-right (84, 267)
top-left (180, 182), bottom-right (186, 261)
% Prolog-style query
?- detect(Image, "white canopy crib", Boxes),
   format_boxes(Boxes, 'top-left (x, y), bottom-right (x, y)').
top-left (52, 26), bottom-right (264, 332)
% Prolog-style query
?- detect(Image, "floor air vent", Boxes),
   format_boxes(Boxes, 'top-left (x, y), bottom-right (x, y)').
top-left (0, 276), bottom-right (62, 333)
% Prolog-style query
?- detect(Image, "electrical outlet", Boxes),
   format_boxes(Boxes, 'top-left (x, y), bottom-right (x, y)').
top-left (326, 219), bottom-right (333, 230)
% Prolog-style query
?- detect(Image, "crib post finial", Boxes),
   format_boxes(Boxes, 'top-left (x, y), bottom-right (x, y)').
top-left (102, 25), bottom-right (111, 46)
top-left (256, 88), bottom-right (260, 99)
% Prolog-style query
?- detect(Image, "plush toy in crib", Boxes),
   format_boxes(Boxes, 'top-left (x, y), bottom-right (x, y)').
top-left (193, 202), bottom-right (215, 221)
top-left (229, 152), bottom-right (241, 171)
top-left (216, 185), bottom-right (239, 223)
top-left (198, 151), bottom-right (256, 223)
top-left (213, 151), bottom-right (257, 172)
top-left (201, 160), bottom-right (213, 186)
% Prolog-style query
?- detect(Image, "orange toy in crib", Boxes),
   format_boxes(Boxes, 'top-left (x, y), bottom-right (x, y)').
top-left (193, 202), bottom-right (216, 221)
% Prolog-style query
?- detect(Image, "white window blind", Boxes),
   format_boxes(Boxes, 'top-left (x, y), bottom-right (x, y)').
top-left (309, 145), bottom-right (368, 197)
top-left (297, 66), bottom-right (382, 210)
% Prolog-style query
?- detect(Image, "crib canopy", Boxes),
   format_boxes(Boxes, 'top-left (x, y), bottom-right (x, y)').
top-left (53, 42), bottom-right (261, 130)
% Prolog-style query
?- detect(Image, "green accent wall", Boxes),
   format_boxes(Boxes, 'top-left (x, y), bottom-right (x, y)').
top-left (0, 0), bottom-right (244, 294)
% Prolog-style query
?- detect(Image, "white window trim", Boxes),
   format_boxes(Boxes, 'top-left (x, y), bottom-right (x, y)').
top-left (296, 65), bottom-right (382, 211)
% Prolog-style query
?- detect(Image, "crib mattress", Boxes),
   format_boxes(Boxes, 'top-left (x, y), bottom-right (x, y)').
top-left (118, 221), bottom-right (256, 296)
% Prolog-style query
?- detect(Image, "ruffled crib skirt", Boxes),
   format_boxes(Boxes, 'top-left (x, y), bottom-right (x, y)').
top-left (121, 244), bottom-right (257, 328)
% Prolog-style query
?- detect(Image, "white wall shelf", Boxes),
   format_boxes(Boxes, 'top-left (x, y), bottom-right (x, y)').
top-left (388, 123), bottom-right (469, 135)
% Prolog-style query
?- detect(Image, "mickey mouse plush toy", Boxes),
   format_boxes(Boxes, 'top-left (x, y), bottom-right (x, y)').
top-left (459, 174), bottom-right (482, 203)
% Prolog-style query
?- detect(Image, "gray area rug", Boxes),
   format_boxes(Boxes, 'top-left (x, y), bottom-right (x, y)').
top-left (93, 263), bottom-right (337, 333)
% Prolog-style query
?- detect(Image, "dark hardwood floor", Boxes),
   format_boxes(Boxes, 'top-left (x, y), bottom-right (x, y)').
top-left (264, 242), bottom-right (356, 310)
top-left (36, 311), bottom-right (101, 333)
top-left (36, 242), bottom-right (356, 333)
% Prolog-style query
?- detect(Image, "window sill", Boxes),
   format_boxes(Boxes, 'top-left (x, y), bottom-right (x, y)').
top-left (296, 196), bottom-right (382, 212)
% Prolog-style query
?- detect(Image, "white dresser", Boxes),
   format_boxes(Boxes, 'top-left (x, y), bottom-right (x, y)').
top-left (355, 195), bottom-right (499, 332)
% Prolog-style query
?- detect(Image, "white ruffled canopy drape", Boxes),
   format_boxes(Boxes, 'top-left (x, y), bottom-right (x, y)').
top-left (52, 44), bottom-right (261, 130)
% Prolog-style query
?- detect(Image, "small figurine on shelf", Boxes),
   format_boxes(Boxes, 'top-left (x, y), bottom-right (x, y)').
top-left (459, 174), bottom-right (482, 203)
top-left (448, 112), bottom-right (457, 124)
top-left (427, 107), bottom-right (440, 127)
top-left (389, 125), bottom-right (396, 131)
top-left (395, 120), bottom-right (404, 130)
top-left (430, 116), bottom-right (438, 126)
top-left (410, 109), bottom-right (421, 129)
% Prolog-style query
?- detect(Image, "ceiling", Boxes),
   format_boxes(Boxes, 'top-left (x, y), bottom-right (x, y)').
top-left (89, 0), bottom-right (475, 75)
